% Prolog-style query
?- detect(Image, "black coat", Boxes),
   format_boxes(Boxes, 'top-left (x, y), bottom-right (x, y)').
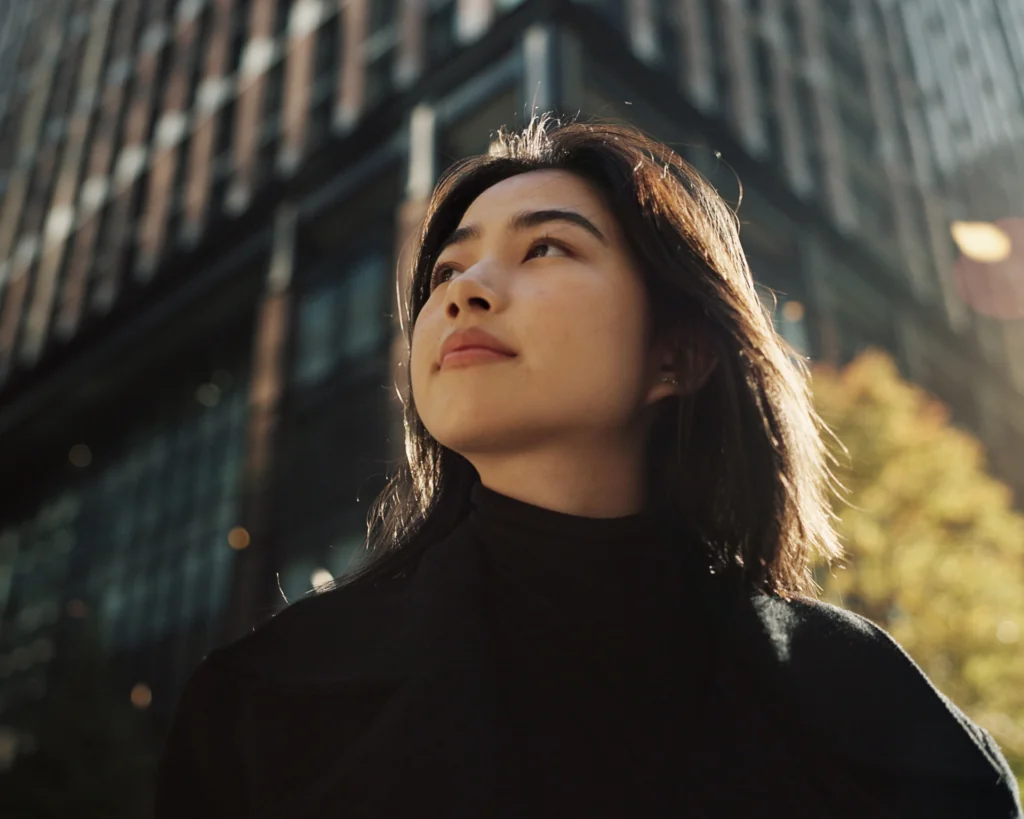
top-left (155, 530), bottom-right (1022, 818)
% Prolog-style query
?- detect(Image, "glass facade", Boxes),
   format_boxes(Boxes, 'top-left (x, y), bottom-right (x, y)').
top-left (294, 250), bottom-right (390, 387)
top-left (0, 311), bottom-right (252, 735)
top-left (272, 169), bottom-right (399, 608)
top-left (82, 378), bottom-right (246, 658)
top-left (0, 493), bottom-right (77, 716)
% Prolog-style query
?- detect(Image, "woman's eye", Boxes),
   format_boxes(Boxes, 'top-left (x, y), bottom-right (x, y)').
top-left (430, 239), bottom-right (568, 290)
top-left (430, 264), bottom-right (456, 289)
top-left (525, 239), bottom-right (568, 261)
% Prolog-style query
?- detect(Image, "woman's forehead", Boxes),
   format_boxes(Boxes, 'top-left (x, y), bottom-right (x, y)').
top-left (458, 169), bottom-right (610, 227)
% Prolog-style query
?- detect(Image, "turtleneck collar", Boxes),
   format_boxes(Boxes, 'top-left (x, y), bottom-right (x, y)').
top-left (463, 478), bottom-right (691, 808)
top-left (468, 480), bottom-right (663, 544)
top-left (466, 479), bottom-right (679, 628)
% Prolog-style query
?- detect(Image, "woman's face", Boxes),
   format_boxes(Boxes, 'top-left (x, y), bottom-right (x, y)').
top-left (410, 169), bottom-right (676, 465)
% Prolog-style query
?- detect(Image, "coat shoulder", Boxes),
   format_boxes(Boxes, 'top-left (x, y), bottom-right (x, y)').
top-left (155, 579), bottom-right (416, 817)
top-left (205, 575), bottom-right (417, 687)
top-left (747, 592), bottom-right (1018, 795)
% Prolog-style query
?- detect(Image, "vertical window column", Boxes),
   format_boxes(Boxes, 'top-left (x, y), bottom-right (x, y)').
top-left (363, 0), bottom-right (400, 113)
top-left (455, 0), bottom-right (495, 44)
top-left (390, 104), bottom-right (436, 461)
top-left (677, 0), bottom-right (715, 112)
top-left (522, 24), bottom-right (555, 115)
top-left (278, 0), bottom-right (324, 175)
top-left (225, 0), bottom-right (283, 215)
top-left (57, 0), bottom-right (145, 340)
top-left (879, 3), bottom-right (964, 329)
top-left (181, 0), bottom-right (237, 245)
top-left (20, 1), bottom-right (116, 365)
top-left (0, 13), bottom-right (63, 293)
top-left (760, 0), bottom-right (813, 196)
top-left (794, 0), bottom-right (856, 233)
top-left (394, 0), bottom-right (428, 89)
top-left (222, 204), bottom-right (297, 641)
top-left (854, 4), bottom-right (931, 299)
top-left (627, 0), bottom-right (659, 65)
top-left (92, 1), bottom-right (174, 313)
top-left (0, 14), bottom-right (70, 380)
top-left (335, 0), bottom-right (368, 131)
top-left (134, 0), bottom-right (204, 280)
top-left (719, 0), bottom-right (767, 156)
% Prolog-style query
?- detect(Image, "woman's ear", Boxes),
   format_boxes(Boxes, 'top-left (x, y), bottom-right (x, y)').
top-left (679, 329), bottom-right (718, 394)
top-left (646, 325), bottom-right (718, 404)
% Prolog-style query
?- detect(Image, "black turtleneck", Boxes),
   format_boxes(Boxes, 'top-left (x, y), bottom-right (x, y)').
top-left (153, 478), bottom-right (1023, 819)
top-left (466, 481), bottom-right (703, 817)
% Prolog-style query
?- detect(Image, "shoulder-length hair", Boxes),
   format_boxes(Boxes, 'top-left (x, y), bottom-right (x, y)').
top-left (337, 115), bottom-right (840, 598)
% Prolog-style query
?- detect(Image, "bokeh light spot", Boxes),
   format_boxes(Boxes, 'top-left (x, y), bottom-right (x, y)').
top-left (196, 383), bottom-right (221, 407)
top-left (951, 221), bottom-right (1012, 263)
top-left (953, 217), bottom-right (1024, 319)
top-left (68, 444), bottom-right (92, 468)
top-left (782, 300), bottom-right (805, 323)
top-left (66, 599), bottom-right (88, 619)
top-left (996, 620), bottom-right (1020, 644)
top-left (310, 568), bottom-right (334, 589)
top-left (228, 527), bottom-right (250, 550)
top-left (130, 683), bottom-right (152, 709)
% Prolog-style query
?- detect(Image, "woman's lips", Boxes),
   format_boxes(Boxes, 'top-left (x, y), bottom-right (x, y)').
top-left (439, 347), bottom-right (517, 370)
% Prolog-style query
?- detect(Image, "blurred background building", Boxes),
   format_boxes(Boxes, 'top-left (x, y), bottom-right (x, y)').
top-left (0, 0), bottom-right (1021, 778)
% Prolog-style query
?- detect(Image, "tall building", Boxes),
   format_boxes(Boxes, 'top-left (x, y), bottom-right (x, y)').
top-left (887, 0), bottom-right (1024, 481)
top-left (897, 0), bottom-right (1024, 182)
top-left (0, 0), bottom-right (1021, 772)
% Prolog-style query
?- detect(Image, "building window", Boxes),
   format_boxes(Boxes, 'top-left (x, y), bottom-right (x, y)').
top-left (838, 103), bottom-right (877, 166)
top-left (848, 170), bottom-right (896, 261)
top-left (753, 36), bottom-right (782, 163)
top-left (830, 274), bottom-right (897, 366)
top-left (440, 83), bottom-right (520, 162)
top-left (274, 0), bottom-right (291, 38)
top-left (793, 78), bottom-right (820, 195)
top-left (63, 350), bottom-right (251, 669)
top-left (781, 3), bottom-right (802, 57)
top-left (426, 0), bottom-right (457, 70)
top-left (294, 249), bottom-right (390, 387)
top-left (587, 0), bottom-right (626, 31)
top-left (364, 0), bottom-right (400, 111)
top-left (0, 493), bottom-right (80, 719)
top-left (652, 0), bottom-right (686, 83)
top-left (261, 56), bottom-right (287, 143)
top-left (701, 0), bottom-right (730, 116)
top-left (825, 24), bottom-right (867, 94)
top-left (310, 7), bottom-right (341, 148)
top-left (229, 6), bottom-right (248, 73)
top-left (756, 285), bottom-right (810, 357)
top-left (294, 285), bottom-right (338, 386)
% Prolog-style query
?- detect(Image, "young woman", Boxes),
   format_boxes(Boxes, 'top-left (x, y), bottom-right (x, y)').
top-left (156, 117), bottom-right (1022, 818)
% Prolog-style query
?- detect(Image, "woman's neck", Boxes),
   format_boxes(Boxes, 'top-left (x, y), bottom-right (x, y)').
top-left (468, 440), bottom-right (649, 519)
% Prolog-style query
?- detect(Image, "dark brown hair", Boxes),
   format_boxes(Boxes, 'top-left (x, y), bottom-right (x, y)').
top-left (339, 114), bottom-right (841, 598)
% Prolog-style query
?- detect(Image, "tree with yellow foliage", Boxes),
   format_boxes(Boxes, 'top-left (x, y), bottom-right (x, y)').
top-left (812, 350), bottom-right (1024, 787)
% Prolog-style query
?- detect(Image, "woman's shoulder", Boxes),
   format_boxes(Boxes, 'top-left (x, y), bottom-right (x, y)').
top-left (156, 577), bottom-right (417, 818)
top-left (745, 591), bottom-right (1018, 795)
top-left (195, 573), bottom-right (418, 689)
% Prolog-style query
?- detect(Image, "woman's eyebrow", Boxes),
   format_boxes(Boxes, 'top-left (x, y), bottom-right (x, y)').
top-left (509, 209), bottom-right (607, 243)
top-left (436, 208), bottom-right (608, 255)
